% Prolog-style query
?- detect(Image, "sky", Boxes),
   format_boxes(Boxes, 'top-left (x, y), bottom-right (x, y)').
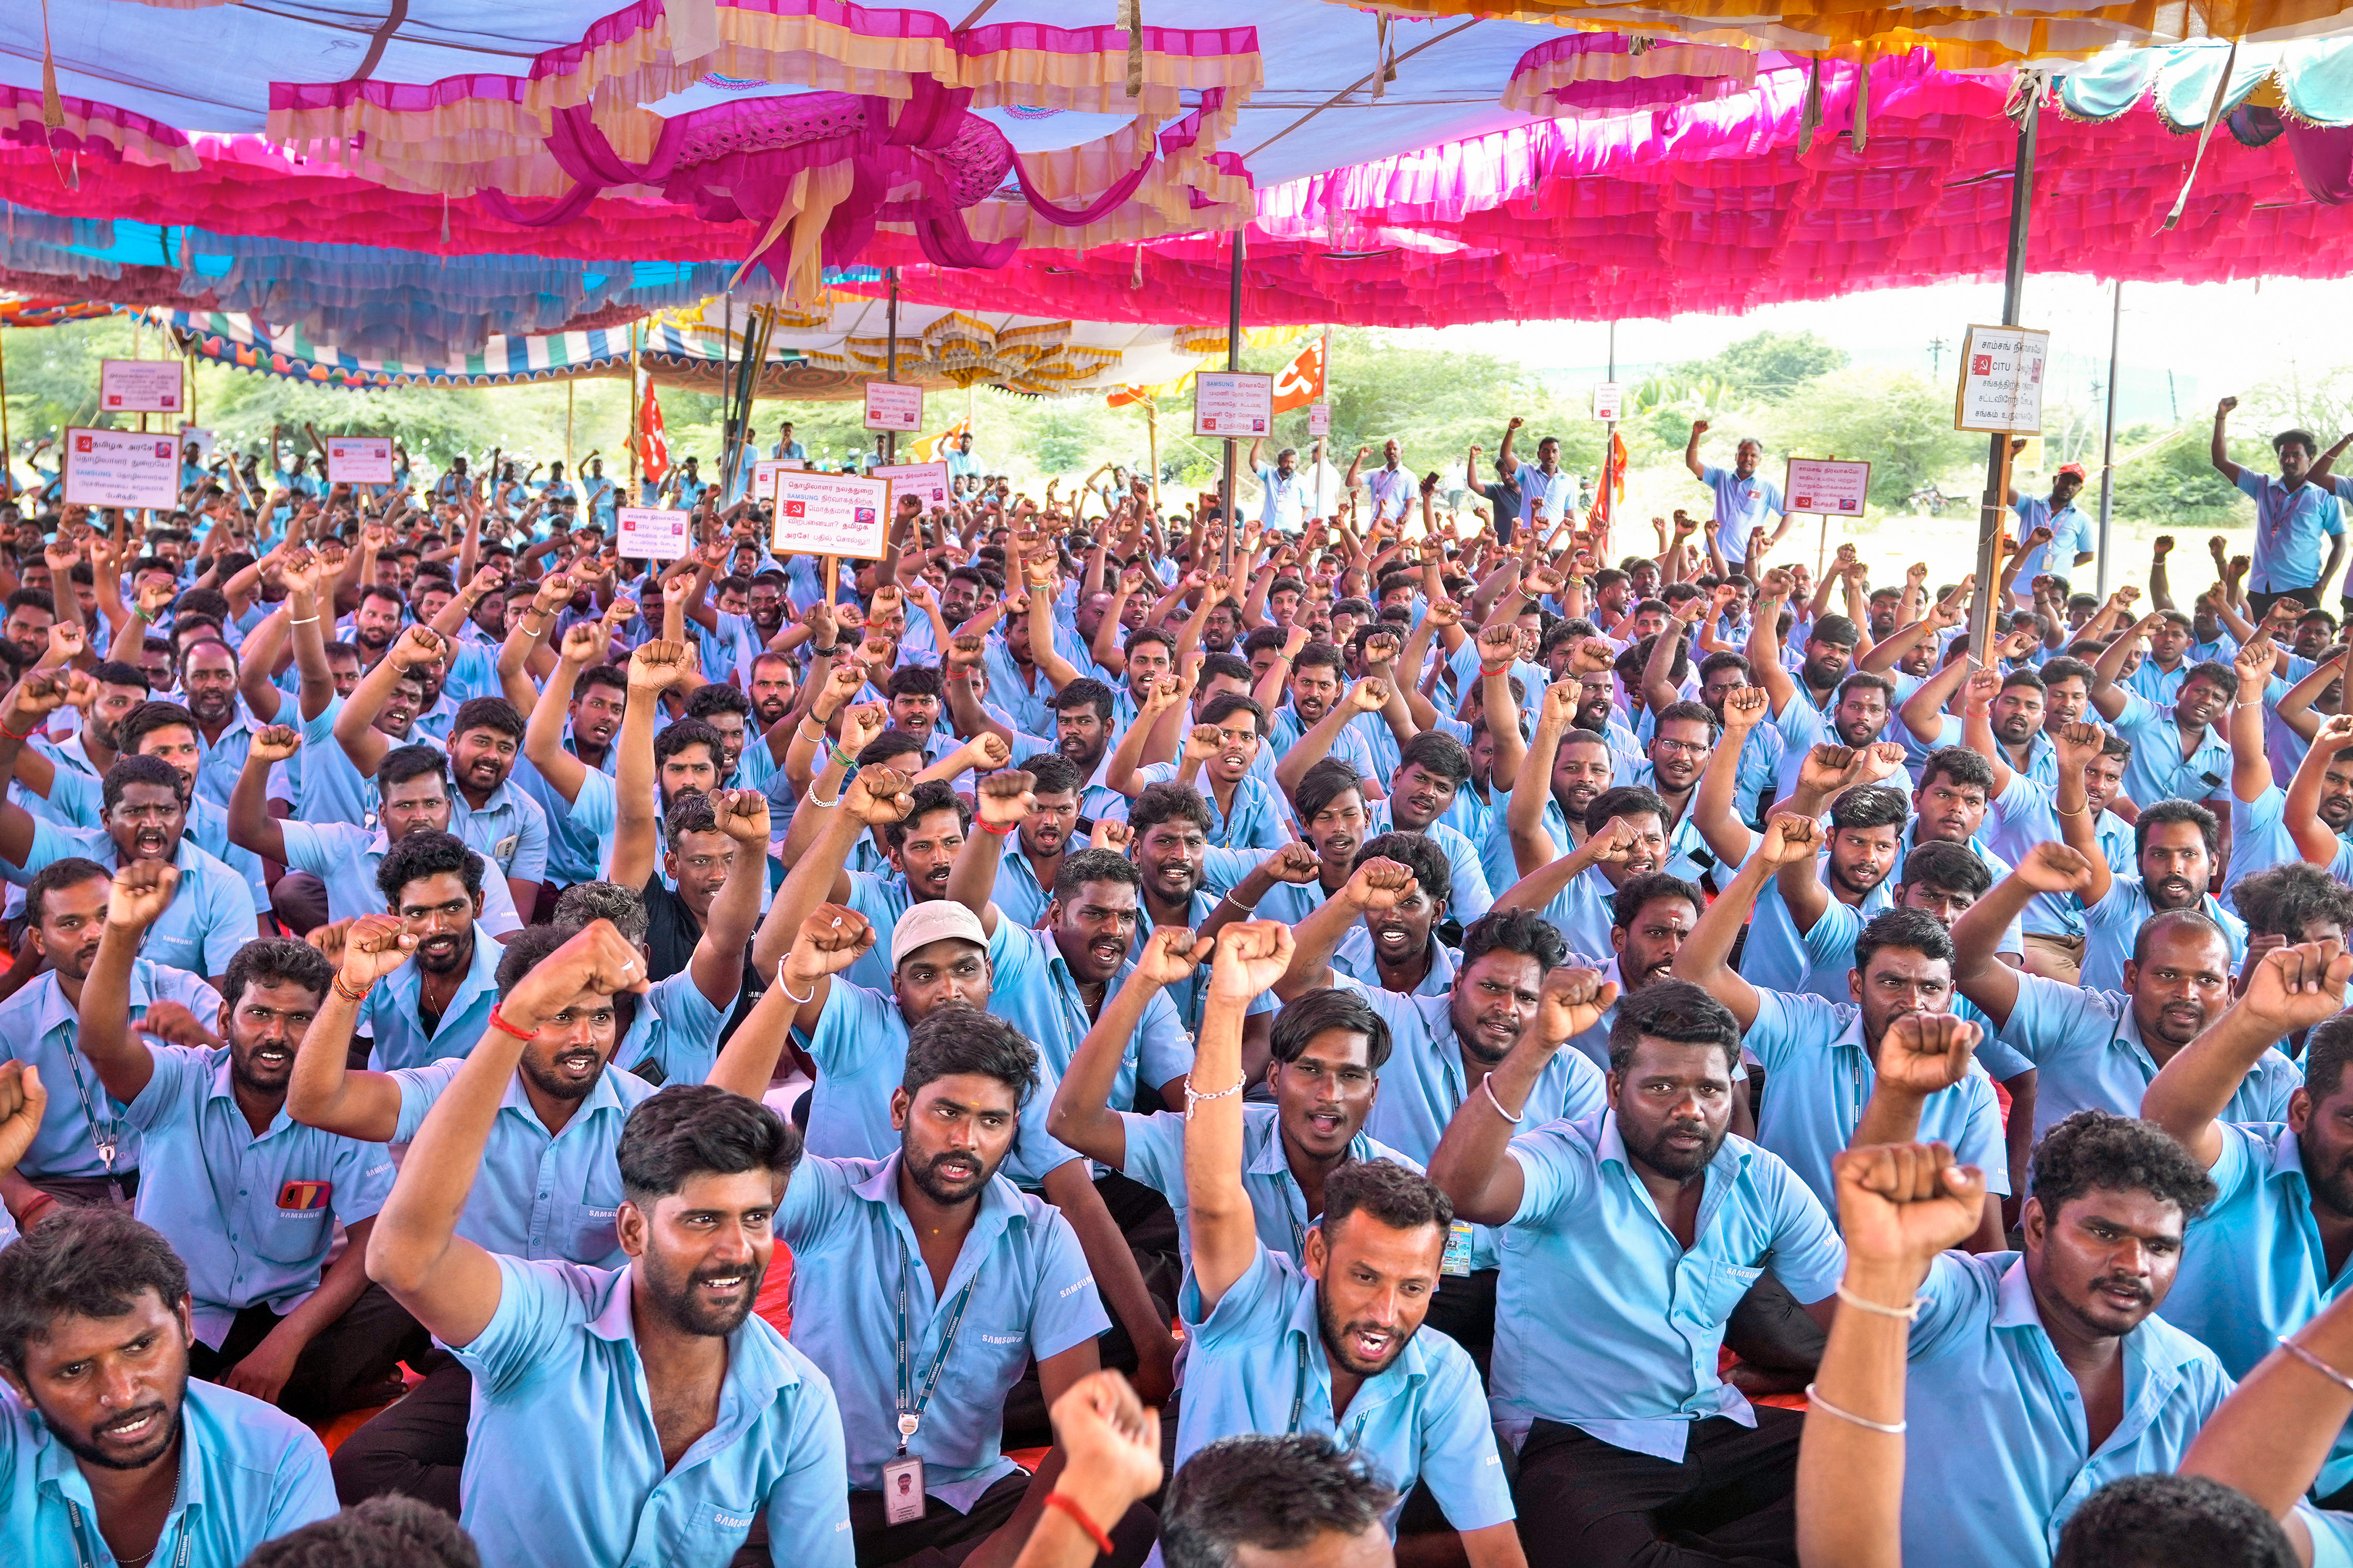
top-left (1384, 272), bottom-right (2353, 436)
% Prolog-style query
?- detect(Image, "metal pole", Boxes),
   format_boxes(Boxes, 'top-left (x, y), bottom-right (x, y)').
top-left (2096, 279), bottom-right (2121, 598)
top-left (565, 378), bottom-right (575, 489)
top-left (885, 267), bottom-right (900, 465)
top-left (1147, 399), bottom-right (1160, 519)
top-left (1602, 319), bottom-right (1618, 547)
top-left (1970, 84), bottom-right (2040, 658)
top-left (0, 328), bottom-right (11, 501)
top-left (1221, 227), bottom-right (1243, 574)
top-left (628, 322), bottom-right (640, 499)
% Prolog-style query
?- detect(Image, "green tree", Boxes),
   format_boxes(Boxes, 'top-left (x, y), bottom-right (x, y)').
top-left (2107, 422), bottom-right (2257, 526)
top-left (1670, 331), bottom-right (1848, 403)
top-left (1764, 366), bottom-right (1978, 510)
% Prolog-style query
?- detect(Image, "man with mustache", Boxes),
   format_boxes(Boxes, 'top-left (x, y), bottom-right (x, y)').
top-left (360, 922), bottom-right (850, 1567)
top-left (1679, 816), bottom-right (2011, 1247)
top-left (0, 1207), bottom-right (339, 1565)
top-left (433, 696), bottom-right (548, 916)
top-left (1686, 421), bottom-right (1789, 570)
top-left (982, 753), bottom-right (1083, 928)
top-left (2285, 712), bottom-right (2353, 881)
top-left (1328, 833), bottom-right (1458, 999)
top-left (518, 620), bottom-right (633, 888)
top-left (2091, 612), bottom-right (2238, 814)
top-left (2140, 938), bottom-right (2353, 1510)
top-left (1955, 844), bottom-right (2296, 1164)
top-left (1122, 783), bottom-right (1278, 1063)
top-left (1204, 759), bottom-right (1366, 927)
top-left (707, 960), bottom-right (1147, 1568)
top-left (1283, 869), bottom-right (1603, 1375)
top-left (1428, 970), bottom-right (1842, 1564)
top-left (2070, 797), bottom-right (2248, 994)
top-left (1972, 700), bottom-right (2138, 984)
top-left (71, 862), bottom-right (423, 1420)
top-left (1171, 921), bottom-right (1524, 1568)
top-left (1112, 689), bottom-right (1289, 854)
top-left (1495, 785), bottom-right (1670, 959)
top-left (0, 858), bottom-right (223, 1209)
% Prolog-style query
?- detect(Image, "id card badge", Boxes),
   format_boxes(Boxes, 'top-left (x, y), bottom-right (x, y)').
top-left (883, 1455), bottom-right (926, 1524)
top-left (1440, 1220), bottom-right (1475, 1278)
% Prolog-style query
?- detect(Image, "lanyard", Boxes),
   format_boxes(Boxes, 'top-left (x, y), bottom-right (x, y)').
top-left (67, 1499), bottom-right (191, 1568)
top-left (61, 1038), bottom-right (127, 1181)
top-left (894, 1253), bottom-right (977, 1456)
top-left (1287, 1335), bottom-right (1367, 1451)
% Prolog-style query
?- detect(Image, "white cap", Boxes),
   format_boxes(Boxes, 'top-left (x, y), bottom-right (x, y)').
top-left (889, 900), bottom-right (988, 969)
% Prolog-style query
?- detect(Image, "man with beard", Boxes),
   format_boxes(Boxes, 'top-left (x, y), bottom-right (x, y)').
top-left (974, 753), bottom-right (1076, 926)
top-left (1123, 783), bottom-right (1276, 1061)
top-left (1955, 844), bottom-right (2296, 1163)
top-left (40, 656), bottom-right (147, 779)
top-left (349, 583), bottom-right (404, 670)
top-left (2008, 455), bottom-right (2096, 600)
top-left (2286, 712), bottom-right (2353, 880)
top-left (1204, 760), bottom-right (1366, 928)
top-left (1265, 641), bottom-right (1383, 785)
top-left (0, 858), bottom-right (223, 1208)
top-left (1678, 819), bottom-right (2010, 1247)
top-left (0, 742), bottom-right (252, 984)
top-left (298, 617), bottom-right (429, 830)
top-left (1686, 421), bottom-right (1789, 570)
top-left (229, 733), bottom-right (523, 942)
top-left (0, 1207), bottom-right (339, 1564)
top-left (361, 923), bottom-right (851, 1567)
top-left (0, 587), bottom-right (53, 666)
top-left (1173, 921), bottom-right (1523, 1567)
top-left (746, 646), bottom-right (800, 734)
top-left (1052, 938), bottom-right (1418, 1277)
top-left (1282, 877), bottom-right (1603, 1374)
top-left (1631, 699), bottom-right (1720, 884)
top-left (703, 980), bottom-right (1141, 1568)
top-left (2071, 798), bottom-right (2248, 994)
top-left (1428, 972), bottom-right (1842, 1563)
top-left (436, 696), bottom-right (549, 914)
top-left (2091, 613), bottom-right (2236, 812)
top-left (1503, 679), bottom-right (1618, 890)
top-left (1751, 570), bottom-right (1863, 710)
top-left (173, 639), bottom-right (264, 812)
top-left (1302, 728), bottom-right (1492, 921)
top-left (1495, 785), bottom-right (1670, 959)
top-left (1346, 438), bottom-right (1415, 528)
top-left (519, 623), bottom-right (631, 889)
top-left (1246, 439), bottom-right (1316, 536)
top-left (73, 863), bottom-right (422, 1419)
top-left (1043, 679), bottom-right (1134, 824)
top-left (2145, 943), bottom-right (2353, 1503)
top-left (1328, 833), bottom-right (1458, 999)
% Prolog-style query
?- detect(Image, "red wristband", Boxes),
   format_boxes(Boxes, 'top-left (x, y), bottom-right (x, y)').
top-left (0, 722), bottom-right (28, 742)
top-left (979, 818), bottom-right (1019, 836)
top-left (488, 1005), bottom-right (540, 1041)
top-left (1044, 1492), bottom-right (1116, 1556)
top-left (1480, 662), bottom-right (1512, 677)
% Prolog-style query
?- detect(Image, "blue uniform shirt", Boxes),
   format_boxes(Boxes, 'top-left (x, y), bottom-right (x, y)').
top-left (2107, 691), bottom-right (2230, 820)
top-left (1176, 1245), bottom-right (1514, 1533)
top-left (779, 1153), bottom-right (1108, 1508)
top-left (392, 1057), bottom-right (657, 1266)
top-left (450, 777), bottom-right (551, 888)
top-left (0, 962), bottom-right (221, 1181)
top-left (1742, 990), bottom-right (2011, 1221)
top-left (2011, 495), bottom-right (2095, 584)
top-left (277, 820), bottom-right (524, 938)
top-left (1133, 764), bottom-right (1289, 851)
top-left (2079, 880), bottom-right (2248, 995)
top-left (1998, 973), bottom-right (2300, 1166)
top-left (2237, 471), bottom-right (2344, 591)
top-left (13, 822), bottom-right (252, 979)
top-left (1899, 1250), bottom-right (2233, 1567)
top-left (1491, 1112), bottom-right (1844, 1460)
top-left (986, 923), bottom-right (1195, 1114)
top-left (1702, 466), bottom-right (1785, 565)
top-left (0, 1379), bottom-right (337, 1568)
top-left (450, 1255), bottom-right (852, 1568)
top-left (124, 1044), bottom-right (395, 1346)
top-left (357, 929), bottom-right (503, 1072)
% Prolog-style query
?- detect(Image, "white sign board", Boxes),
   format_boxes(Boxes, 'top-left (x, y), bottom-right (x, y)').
top-left (772, 470), bottom-right (891, 558)
top-left (870, 461), bottom-right (952, 514)
top-left (324, 436), bottom-right (395, 484)
top-left (63, 427), bottom-right (180, 509)
top-left (863, 381), bottom-right (924, 433)
top-left (1592, 382), bottom-right (1624, 422)
top-left (177, 426), bottom-right (215, 462)
top-left (616, 506), bottom-right (694, 561)
top-left (750, 458), bottom-right (808, 505)
top-left (1195, 372), bottom-right (1274, 438)
top-left (1783, 458), bottom-right (1873, 517)
top-left (1307, 402), bottom-right (1331, 437)
top-left (1954, 325), bottom-right (2050, 434)
top-left (99, 359), bottom-right (184, 414)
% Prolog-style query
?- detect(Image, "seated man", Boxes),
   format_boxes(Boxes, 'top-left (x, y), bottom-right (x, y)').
top-left (227, 730), bottom-right (524, 939)
top-left (1174, 921), bottom-right (1521, 1567)
top-left (1428, 973), bottom-right (1843, 1565)
top-left (2070, 795), bottom-right (2248, 995)
top-left (0, 1208), bottom-right (339, 1563)
top-left (1162, 1434), bottom-right (1403, 1568)
top-left (1330, 833), bottom-right (1459, 1000)
top-left (0, 858), bottom-right (221, 1208)
top-left (360, 920), bottom-right (851, 1568)
top-left (72, 864), bottom-right (423, 1420)
top-left (440, 696), bottom-right (550, 915)
top-left (1110, 689), bottom-right (1289, 853)
top-left (705, 981), bottom-right (1151, 1568)
top-left (1050, 932), bottom-right (1419, 1272)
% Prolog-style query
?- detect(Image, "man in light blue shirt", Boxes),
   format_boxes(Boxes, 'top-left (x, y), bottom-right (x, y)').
top-left (2074, 797), bottom-right (2249, 994)
top-left (1955, 846), bottom-right (2297, 1163)
top-left (1428, 971), bottom-right (1842, 1563)
top-left (0, 1208), bottom-right (339, 1567)
top-left (78, 883), bottom-right (420, 1422)
top-left (2090, 621), bottom-right (2235, 813)
top-left (1499, 418), bottom-right (1577, 534)
top-left (2213, 400), bottom-right (2345, 611)
top-left (1893, 1109), bottom-right (2231, 1567)
top-left (705, 986), bottom-right (1128, 1568)
top-left (771, 421), bottom-right (808, 461)
top-left (1347, 439), bottom-right (1415, 526)
top-left (1684, 421), bottom-right (1787, 568)
top-left (359, 920), bottom-right (851, 1568)
top-left (1169, 922), bottom-right (1520, 1561)
top-left (1247, 438), bottom-right (1315, 535)
top-left (2009, 459), bottom-right (2096, 597)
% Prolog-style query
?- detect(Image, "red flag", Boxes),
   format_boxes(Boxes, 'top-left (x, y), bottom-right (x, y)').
top-left (1270, 337), bottom-right (1324, 414)
top-left (630, 369), bottom-right (671, 485)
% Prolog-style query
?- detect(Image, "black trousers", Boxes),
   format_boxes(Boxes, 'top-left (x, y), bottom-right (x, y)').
top-left (185, 1283), bottom-right (426, 1425)
top-left (29, 1170), bottom-right (139, 1207)
top-left (2253, 586), bottom-right (2321, 620)
top-left (1513, 1410), bottom-right (1804, 1568)
top-left (330, 1350), bottom-right (471, 1515)
top-left (849, 1471), bottom-right (1156, 1568)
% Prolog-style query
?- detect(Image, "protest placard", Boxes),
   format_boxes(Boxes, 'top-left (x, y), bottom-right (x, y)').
top-left (64, 428), bottom-right (179, 509)
top-left (99, 360), bottom-right (183, 414)
top-left (617, 506), bottom-right (693, 560)
top-left (772, 470), bottom-right (891, 558)
top-left (324, 436), bottom-right (395, 484)
top-left (863, 382), bottom-right (924, 433)
top-left (1195, 373), bottom-right (1273, 437)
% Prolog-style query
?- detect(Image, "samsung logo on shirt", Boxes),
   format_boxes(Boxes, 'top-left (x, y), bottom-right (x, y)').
top-left (981, 1333), bottom-right (1022, 1345)
top-left (713, 1511), bottom-right (754, 1529)
top-left (1059, 1277), bottom-right (1096, 1299)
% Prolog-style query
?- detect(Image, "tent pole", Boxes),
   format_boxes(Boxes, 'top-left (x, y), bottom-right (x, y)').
top-left (885, 267), bottom-right (900, 465)
top-left (628, 322), bottom-right (640, 500)
top-left (1971, 82), bottom-right (2040, 659)
top-left (1147, 398), bottom-right (1159, 519)
top-left (565, 378), bottom-right (575, 488)
top-left (2096, 279), bottom-right (2121, 598)
top-left (0, 329), bottom-right (11, 500)
top-left (1221, 227), bottom-right (1243, 575)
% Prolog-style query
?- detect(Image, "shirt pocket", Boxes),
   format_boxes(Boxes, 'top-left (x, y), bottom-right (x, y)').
top-left (565, 1164), bottom-right (628, 1265)
top-left (248, 1183), bottom-right (335, 1266)
top-left (1685, 1259), bottom-right (1764, 1325)
top-left (137, 929), bottom-right (203, 975)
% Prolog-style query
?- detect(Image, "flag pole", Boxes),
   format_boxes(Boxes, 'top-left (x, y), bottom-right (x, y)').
top-left (628, 321), bottom-right (641, 499)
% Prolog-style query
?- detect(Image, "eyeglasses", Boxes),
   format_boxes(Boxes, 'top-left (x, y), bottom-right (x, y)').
top-left (1652, 738), bottom-right (1712, 758)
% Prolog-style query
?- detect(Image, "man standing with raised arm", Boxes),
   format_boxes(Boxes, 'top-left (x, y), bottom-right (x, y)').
top-left (1684, 421), bottom-right (1787, 571)
top-left (362, 920), bottom-right (851, 1568)
top-left (1174, 920), bottom-right (1524, 1568)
